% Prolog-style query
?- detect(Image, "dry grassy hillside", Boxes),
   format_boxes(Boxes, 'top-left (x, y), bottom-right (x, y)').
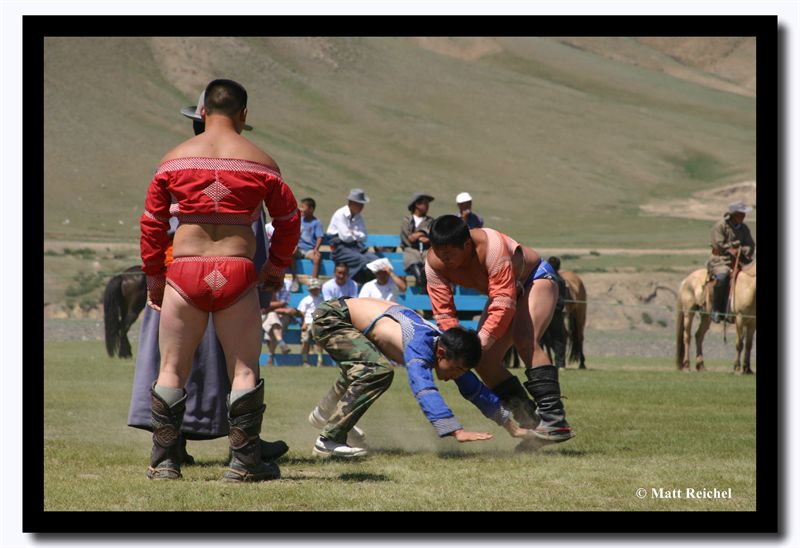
top-left (43, 36), bottom-right (756, 250)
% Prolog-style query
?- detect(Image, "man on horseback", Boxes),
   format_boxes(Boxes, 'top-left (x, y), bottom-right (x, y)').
top-left (707, 201), bottom-right (755, 323)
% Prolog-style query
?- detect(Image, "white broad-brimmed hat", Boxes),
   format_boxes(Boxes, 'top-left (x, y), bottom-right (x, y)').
top-left (366, 258), bottom-right (392, 273)
top-left (181, 90), bottom-right (253, 131)
top-left (456, 192), bottom-right (473, 204)
top-left (308, 278), bottom-right (322, 289)
top-left (727, 201), bottom-right (753, 214)
top-left (347, 188), bottom-right (370, 204)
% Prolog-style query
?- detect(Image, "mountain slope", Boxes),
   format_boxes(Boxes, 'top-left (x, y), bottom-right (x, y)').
top-left (43, 36), bottom-right (756, 248)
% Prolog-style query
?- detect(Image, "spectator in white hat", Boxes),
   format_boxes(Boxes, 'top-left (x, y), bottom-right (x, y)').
top-left (326, 188), bottom-right (382, 283)
top-left (358, 258), bottom-right (408, 302)
top-left (707, 201), bottom-right (756, 323)
top-left (456, 192), bottom-right (484, 229)
top-left (296, 278), bottom-right (325, 367)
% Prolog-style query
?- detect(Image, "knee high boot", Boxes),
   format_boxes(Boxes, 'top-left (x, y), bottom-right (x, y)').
top-left (147, 384), bottom-right (188, 480)
top-left (492, 375), bottom-right (538, 429)
top-left (408, 263), bottom-right (427, 292)
top-left (712, 277), bottom-right (730, 323)
top-left (223, 379), bottom-right (281, 482)
top-left (523, 366), bottom-right (574, 442)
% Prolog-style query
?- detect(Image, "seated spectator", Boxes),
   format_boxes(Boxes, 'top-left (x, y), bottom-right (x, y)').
top-left (456, 192), bottom-right (484, 229)
top-left (289, 197), bottom-right (324, 290)
top-left (321, 262), bottom-right (359, 300)
top-left (400, 192), bottom-right (434, 292)
top-left (296, 278), bottom-right (325, 367)
top-left (326, 188), bottom-right (381, 284)
top-left (262, 278), bottom-right (295, 365)
top-left (358, 258), bottom-right (408, 302)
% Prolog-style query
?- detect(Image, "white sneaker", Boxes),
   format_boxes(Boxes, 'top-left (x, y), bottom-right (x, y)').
top-left (348, 425), bottom-right (367, 445)
top-left (308, 406), bottom-right (368, 443)
top-left (312, 436), bottom-right (367, 458)
top-left (308, 407), bottom-right (327, 429)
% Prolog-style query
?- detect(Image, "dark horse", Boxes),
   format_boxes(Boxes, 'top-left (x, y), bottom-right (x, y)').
top-left (103, 266), bottom-right (147, 358)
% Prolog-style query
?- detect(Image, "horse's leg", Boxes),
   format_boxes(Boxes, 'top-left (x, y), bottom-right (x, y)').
top-left (575, 308), bottom-right (586, 369)
top-left (681, 310), bottom-right (693, 372)
top-left (733, 316), bottom-right (744, 374)
top-left (743, 322), bottom-right (755, 375)
top-left (694, 311), bottom-right (711, 371)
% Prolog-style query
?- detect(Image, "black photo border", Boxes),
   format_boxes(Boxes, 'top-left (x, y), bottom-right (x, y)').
top-left (26, 13), bottom-right (779, 538)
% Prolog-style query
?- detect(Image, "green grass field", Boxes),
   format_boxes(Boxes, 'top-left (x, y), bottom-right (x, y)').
top-left (44, 340), bottom-right (756, 512)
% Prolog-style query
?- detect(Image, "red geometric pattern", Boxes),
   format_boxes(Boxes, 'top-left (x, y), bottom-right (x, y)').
top-left (143, 209), bottom-right (170, 224)
top-left (156, 157), bottom-right (282, 179)
top-left (203, 171), bottom-right (232, 206)
top-left (174, 212), bottom-right (256, 225)
top-left (204, 269), bottom-right (228, 292)
top-left (173, 256), bottom-right (252, 264)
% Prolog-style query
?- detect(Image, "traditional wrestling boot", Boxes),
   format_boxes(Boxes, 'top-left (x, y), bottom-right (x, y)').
top-left (178, 435), bottom-right (195, 466)
top-left (407, 264), bottom-right (427, 290)
top-left (523, 366), bottom-right (575, 442)
top-left (146, 385), bottom-right (188, 480)
top-left (223, 379), bottom-right (281, 482)
top-left (492, 375), bottom-right (539, 429)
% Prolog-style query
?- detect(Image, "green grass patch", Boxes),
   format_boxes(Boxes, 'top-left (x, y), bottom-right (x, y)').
top-left (44, 341), bottom-right (756, 512)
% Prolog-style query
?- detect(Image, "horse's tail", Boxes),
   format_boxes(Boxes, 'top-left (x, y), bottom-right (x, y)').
top-left (675, 307), bottom-right (686, 370)
top-left (567, 310), bottom-right (584, 365)
top-left (103, 274), bottom-right (124, 357)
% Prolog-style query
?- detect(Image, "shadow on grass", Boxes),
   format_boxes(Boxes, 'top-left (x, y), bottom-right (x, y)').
top-left (277, 471), bottom-right (391, 483)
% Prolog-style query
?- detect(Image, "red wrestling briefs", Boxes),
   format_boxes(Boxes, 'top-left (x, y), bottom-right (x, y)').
top-left (166, 256), bottom-right (258, 312)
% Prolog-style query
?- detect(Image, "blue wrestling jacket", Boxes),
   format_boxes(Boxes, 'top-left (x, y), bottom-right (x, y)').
top-left (365, 305), bottom-right (510, 437)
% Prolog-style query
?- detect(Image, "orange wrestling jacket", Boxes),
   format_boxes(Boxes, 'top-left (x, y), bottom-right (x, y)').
top-left (140, 157), bottom-right (299, 287)
top-left (426, 228), bottom-right (519, 350)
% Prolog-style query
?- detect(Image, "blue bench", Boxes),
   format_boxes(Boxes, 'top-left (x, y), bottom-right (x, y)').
top-left (365, 234), bottom-right (400, 249)
top-left (293, 258), bottom-right (406, 277)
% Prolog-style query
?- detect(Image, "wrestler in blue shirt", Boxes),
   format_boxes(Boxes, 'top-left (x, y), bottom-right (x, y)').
top-left (365, 305), bottom-right (510, 436)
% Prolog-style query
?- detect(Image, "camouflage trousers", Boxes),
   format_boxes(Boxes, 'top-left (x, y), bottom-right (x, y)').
top-left (311, 298), bottom-right (394, 444)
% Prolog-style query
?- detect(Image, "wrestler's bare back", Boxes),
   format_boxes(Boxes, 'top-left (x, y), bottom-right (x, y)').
top-left (164, 126), bottom-right (280, 260)
top-left (343, 298), bottom-right (409, 364)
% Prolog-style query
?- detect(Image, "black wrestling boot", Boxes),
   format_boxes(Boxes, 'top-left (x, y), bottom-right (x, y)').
top-left (408, 263), bottom-right (427, 292)
top-left (147, 385), bottom-right (188, 480)
top-left (223, 379), bottom-right (281, 482)
top-left (492, 375), bottom-right (539, 429)
top-left (524, 366), bottom-right (574, 442)
top-left (178, 435), bottom-right (195, 466)
top-left (227, 439), bottom-right (290, 463)
top-left (261, 439), bottom-right (289, 461)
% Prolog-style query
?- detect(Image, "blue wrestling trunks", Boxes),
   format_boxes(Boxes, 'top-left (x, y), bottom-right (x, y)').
top-left (522, 258), bottom-right (557, 288)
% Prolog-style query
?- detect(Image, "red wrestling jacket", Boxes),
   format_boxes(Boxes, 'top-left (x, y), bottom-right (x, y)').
top-left (425, 228), bottom-right (519, 351)
top-left (140, 157), bottom-right (300, 295)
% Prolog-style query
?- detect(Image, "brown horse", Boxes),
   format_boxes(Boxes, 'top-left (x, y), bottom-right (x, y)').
top-left (675, 262), bottom-right (756, 373)
top-left (731, 261), bottom-right (756, 375)
top-left (103, 266), bottom-right (147, 358)
top-left (560, 270), bottom-right (587, 369)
